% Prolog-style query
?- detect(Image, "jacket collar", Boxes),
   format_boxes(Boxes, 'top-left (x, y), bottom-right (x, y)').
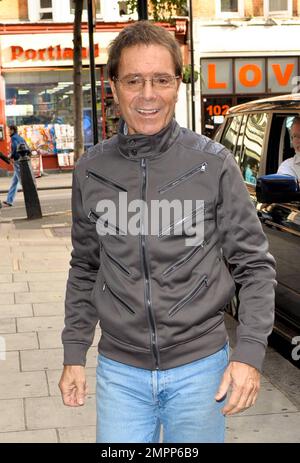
top-left (117, 118), bottom-right (181, 160)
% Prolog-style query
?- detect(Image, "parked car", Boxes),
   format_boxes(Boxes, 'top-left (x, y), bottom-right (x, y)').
top-left (214, 93), bottom-right (300, 343)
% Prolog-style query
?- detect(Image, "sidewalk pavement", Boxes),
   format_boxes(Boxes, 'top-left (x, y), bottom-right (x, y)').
top-left (0, 172), bottom-right (72, 194)
top-left (0, 219), bottom-right (299, 443)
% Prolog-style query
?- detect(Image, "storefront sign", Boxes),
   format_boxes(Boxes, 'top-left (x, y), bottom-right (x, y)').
top-left (0, 32), bottom-right (117, 67)
top-left (201, 57), bottom-right (299, 94)
top-left (11, 44), bottom-right (99, 61)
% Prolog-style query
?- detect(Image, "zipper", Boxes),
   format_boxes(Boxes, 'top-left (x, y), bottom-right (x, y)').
top-left (86, 169), bottom-right (127, 192)
top-left (162, 241), bottom-right (207, 277)
top-left (102, 280), bottom-right (135, 315)
top-left (158, 204), bottom-right (205, 240)
top-left (168, 275), bottom-right (208, 318)
top-left (102, 246), bottom-right (131, 276)
top-left (158, 162), bottom-right (207, 194)
top-left (88, 208), bottom-right (125, 235)
top-left (141, 158), bottom-right (160, 369)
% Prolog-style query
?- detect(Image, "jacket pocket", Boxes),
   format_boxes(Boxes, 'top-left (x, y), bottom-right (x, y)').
top-left (102, 246), bottom-right (131, 276)
top-left (88, 208), bottom-right (126, 235)
top-left (162, 241), bottom-right (207, 277)
top-left (168, 275), bottom-right (208, 318)
top-left (86, 169), bottom-right (127, 192)
top-left (158, 203), bottom-right (205, 239)
top-left (158, 162), bottom-right (207, 194)
top-left (102, 280), bottom-right (136, 316)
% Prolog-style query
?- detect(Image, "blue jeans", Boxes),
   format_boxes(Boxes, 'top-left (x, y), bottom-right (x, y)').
top-left (6, 161), bottom-right (21, 205)
top-left (96, 344), bottom-right (229, 443)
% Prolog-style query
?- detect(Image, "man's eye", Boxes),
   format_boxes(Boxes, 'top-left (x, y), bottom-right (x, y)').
top-left (156, 77), bottom-right (170, 85)
top-left (126, 78), bottom-right (140, 86)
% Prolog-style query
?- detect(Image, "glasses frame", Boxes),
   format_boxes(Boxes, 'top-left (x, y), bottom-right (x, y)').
top-left (112, 75), bottom-right (181, 91)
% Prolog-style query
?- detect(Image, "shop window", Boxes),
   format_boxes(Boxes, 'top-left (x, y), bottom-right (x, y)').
top-left (202, 96), bottom-right (232, 138)
top-left (264, 0), bottom-right (292, 17)
top-left (70, 0), bottom-right (101, 15)
top-left (4, 68), bottom-right (119, 160)
top-left (240, 113), bottom-right (268, 185)
top-left (40, 0), bottom-right (53, 20)
top-left (216, 0), bottom-right (244, 17)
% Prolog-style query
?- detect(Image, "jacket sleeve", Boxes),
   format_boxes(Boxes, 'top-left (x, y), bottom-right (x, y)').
top-left (216, 151), bottom-right (277, 372)
top-left (11, 138), bottom-right (17, 159)
top-left (62, 169), bottom-right (100, 366)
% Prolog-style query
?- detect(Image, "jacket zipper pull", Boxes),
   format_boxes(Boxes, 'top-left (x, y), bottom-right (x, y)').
top-left (103, 281), bottom-right (106, 291)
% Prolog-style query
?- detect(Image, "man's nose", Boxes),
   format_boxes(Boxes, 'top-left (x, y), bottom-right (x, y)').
top-left (140, 79), bottom-right (156, 99)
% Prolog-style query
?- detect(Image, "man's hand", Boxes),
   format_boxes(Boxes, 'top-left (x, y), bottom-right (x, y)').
top-left (59, 365), bottom-right (88, 407)
top-left (215, 361), bottom-right (260, 415)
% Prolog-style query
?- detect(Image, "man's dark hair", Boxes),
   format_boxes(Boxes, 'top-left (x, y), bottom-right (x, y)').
top-left (9, 125), bottom-right (18, 134)
top-left (107, 21), bottom-right (183, 79)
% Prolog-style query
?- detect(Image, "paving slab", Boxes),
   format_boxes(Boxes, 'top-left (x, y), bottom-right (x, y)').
top-left (0, 282), bottom-right (29, 293)
top-left (0, 318), bottom-right (16, 334)
top-left (15, 292), bottom-right (64, 304)
top-left (29, 281), bottom-right (67, 292)
top-left (14, 272), bottom-right (68, 283)
top-left (58, 426), bottom-right (96, 443)
top-left (0, 371), bottom-right (48, 399)
top-left (20, 346), bottom-right (98, 371)
top-left (0, 429), bottom-right (58, 443)
top-left (4, 332), bottom-right (38, 351)
top-left (0, 274), bottom-right (13, 283)
top-left (0, 351), bottom-right (20, 372)
top-left (25, 395), bottom-right (96, 430)
top-left (0, 293), bottom-right (14, 305)
top-left (0, 399), bottom-right (25, 432)
top-left (33, 302), bottom-right (65, 317)
top-left (19, 259), bottom-right (69, 272)
top-left (17, 316), bottom-right (64, 333)
top-left (226, 412), bottom-right (300, 443)
top-left (0, 304), bottom-right (33, 318)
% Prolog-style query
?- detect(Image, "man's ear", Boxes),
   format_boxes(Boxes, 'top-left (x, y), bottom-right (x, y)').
top-left (109, 79), bottom-right (119, 105)
top-left (175, 77), bottom-right (182, 102)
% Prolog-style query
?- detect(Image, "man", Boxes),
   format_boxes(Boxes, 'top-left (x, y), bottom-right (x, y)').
top-left (2, 125), bottom-right (27, 207)
top-left (59, 21), bottom-right (276, 443)
top-left (277, 116), bottom-right (300, 180)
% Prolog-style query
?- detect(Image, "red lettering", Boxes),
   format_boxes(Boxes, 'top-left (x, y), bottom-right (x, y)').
top-left (82, 47), bottom-right (88, 59)
top-left (63, 48), bottom-right (74, 60)
top-left (25, 49), bottom-right (37, 60)
top-left (38, 49), bottom-right (46, 60)
top-left (208, 64), bottom-right (227, 89)
top-left (11, 46), bottom-right (24, 60)
top-left (56, 45), bottom-right (62, 60)
top-left (48, 46), bottom-right (55, 60)
top-left (239, 64), bottom-right (262, 87)
top-left (272, 63), bottom-right (294, 86)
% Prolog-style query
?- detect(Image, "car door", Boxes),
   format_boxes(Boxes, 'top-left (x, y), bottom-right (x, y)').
top-left (258, 113), bottom-right (300, 336)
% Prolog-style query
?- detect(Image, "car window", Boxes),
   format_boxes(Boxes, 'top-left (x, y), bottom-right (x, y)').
top-left (240, 113), bottom-right (268, 186)
top-left (220, 116), bottom-right (242, 157)
top-left (266, 114), bottom-right (298, 175)
top-left (234, 115), bottom-right (247, 166)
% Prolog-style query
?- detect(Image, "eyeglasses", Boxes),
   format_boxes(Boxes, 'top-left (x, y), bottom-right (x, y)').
top-left (113, 75), bottom-right (181, 92)
top-left (291, 133), bottom-right (300, 140)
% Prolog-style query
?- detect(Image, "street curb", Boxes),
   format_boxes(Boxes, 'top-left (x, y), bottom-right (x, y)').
top-left (0, 185), bottom-right (72, 194)
top-left (0, 210), bottom-right (72, 223)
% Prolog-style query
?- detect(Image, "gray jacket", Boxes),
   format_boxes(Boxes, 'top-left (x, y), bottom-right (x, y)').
top-left (62, 119), bottom-right (276, 372)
